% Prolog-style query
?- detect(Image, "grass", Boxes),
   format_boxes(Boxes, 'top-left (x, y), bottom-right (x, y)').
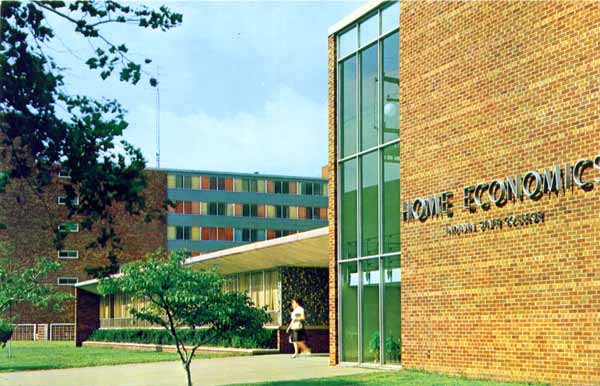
top-left (0, 341), bottom-right (231, 372)
top-left (234, 370), bottom-right (548, 386)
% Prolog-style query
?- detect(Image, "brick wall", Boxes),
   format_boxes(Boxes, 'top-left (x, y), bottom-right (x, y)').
top-left (75, 288), bottom-right (100, 346)
top-left (398, 1), bottom-right (600, 384)
top-left (327, 34), bottom-right (338, 366)
top-left (328, 1), bottom-right (600, 384)
top-left (0, 169), bottom-right (167, 325)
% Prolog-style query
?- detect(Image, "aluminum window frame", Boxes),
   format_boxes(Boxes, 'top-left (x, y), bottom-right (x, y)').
top-left (57, 250), bottom-right (79, 259)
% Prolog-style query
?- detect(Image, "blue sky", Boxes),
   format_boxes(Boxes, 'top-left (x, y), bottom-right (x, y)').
top-left (45, 1), bottom-right (360, 178)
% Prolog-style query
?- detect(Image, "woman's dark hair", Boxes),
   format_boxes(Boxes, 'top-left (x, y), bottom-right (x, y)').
top-left (292, 298), bottom-right (304, 307)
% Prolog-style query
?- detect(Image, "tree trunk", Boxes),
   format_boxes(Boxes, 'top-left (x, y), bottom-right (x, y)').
top-left (184, 362), bottom-right (192, 386)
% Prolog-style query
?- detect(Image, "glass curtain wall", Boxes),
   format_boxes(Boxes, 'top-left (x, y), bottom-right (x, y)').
top-left (337, 1), bottom-right (400, 366)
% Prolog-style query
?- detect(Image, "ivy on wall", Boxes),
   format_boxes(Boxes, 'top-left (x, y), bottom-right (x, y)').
top-left (280, 267), bottom-right (328, 326)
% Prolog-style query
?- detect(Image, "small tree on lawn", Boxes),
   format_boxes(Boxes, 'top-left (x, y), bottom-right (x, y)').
top-left (0, 243), bottom-right (71, 352)
top-left (98, 250), bottom-right (269, 386)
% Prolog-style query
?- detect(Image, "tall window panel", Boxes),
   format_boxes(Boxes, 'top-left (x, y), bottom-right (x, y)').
top-left (382, 32), bottom-right (399, 143)
top-left (341, 159), bottom-right (358, 259)
top-left (340, 262), bottom-right (358, 362)
top-left (383, 254), bottom-right (401, 364)
top-left (361, 258), bottom-right (380, 363)
top-left (360, 43), bottom-right (378, 151)
top-left (340, 56), bottom-right (357, 158)
top-left (383, 143), bottom-right (400, 253)
top-left (361, 151), bottom-right (378, 256)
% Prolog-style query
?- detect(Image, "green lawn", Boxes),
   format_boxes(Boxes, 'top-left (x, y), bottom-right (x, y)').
top-left (0, 341), bottom-right (229, 372)
top-left (236, 371), bottom-right (547, 386)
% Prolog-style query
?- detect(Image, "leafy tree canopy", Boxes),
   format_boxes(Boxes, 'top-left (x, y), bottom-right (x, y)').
top-left (99, 250), bottom-right (269, 386)
top-left (0, 1), bottom-right (182, 276)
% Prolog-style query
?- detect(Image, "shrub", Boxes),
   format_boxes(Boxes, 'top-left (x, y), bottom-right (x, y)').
top-left (88, 328), bottom-right (275, 349)
top-left (0, 319), bottom-right (14, 347)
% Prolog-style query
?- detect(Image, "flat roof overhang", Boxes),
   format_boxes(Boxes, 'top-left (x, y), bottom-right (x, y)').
top-left (184, 227), bottom-right (328, 275)
top-left (75, 227), bottom-right (329, 293)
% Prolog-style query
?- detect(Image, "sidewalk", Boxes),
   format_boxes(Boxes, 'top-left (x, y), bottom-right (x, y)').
top-left (0, 354), bottom-right (373, 386)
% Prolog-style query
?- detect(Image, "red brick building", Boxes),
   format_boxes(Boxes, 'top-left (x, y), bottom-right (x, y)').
top-left (0, 169), bottom-right (167, 338)
top-left (328, 1), bottom-right (599, 384)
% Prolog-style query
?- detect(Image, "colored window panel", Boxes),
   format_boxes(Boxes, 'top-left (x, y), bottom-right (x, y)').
top-left (191, 176), bottom-right (201, 190)
top-left (276, 206), bottom-right (289, 219)
top-left (224, 178), bottom-right (233, 191)
top-left (341, 159), bottom-right (358, 259)
top-left (235, 203), bottom-right (243, 217)
top-left (361, 258), bottom-right (380, 363)
top-left (313, 183), bottom-right (323, 196)
top-left (267, 230), bottom-right (276, 240)
top-left (298, 207), bottom-right (306, 219)
top-left (267, 205), bottom-right (276, 218)
top-left (183, 201), bottom-right (192, 214)
top-left (234, 178), bottom-right (243, 192)
top-left (361, 151), bottom-right (379, 256)
top-left (267, 180), bottom-right (275, 193)
top-left (289, 181), bottom-right (297, 194)
top-left (227, 203), bottom-right (234, 216)
top-left (340, 56), bottom-right (357, 157)
top-left (167, 226), bottom-right (176, 240)
top-left (305, 207), bottom-right (313, 220)
top-left (201, 227), bottom-right (210, 240)
top-left (257, 205), bottom-right (265, 218)
top-left (289, 206), bottom-right (298, 219)
top-left (183, 176), bottom-right (192, 189)
top-left (383, 143), bottom-right (400, 253)
top-left (256, 230), bottom-right (265, 241)
top-left (234, 229), bottom-right (243, 242)
top-left (257, 180), bottom-right (266, 193)
top-left (224, 228), bottom-right (233, 241)
top-left (191, 201), bottom-right (200, 215)
top-left (201, 202), bottom-right (208, 215)
top-left (208, 203), bottom-right (217, 216)
top-left (383, 32), bottom-right (399, 143)
top-left (209, 227), bottom-right (218, 240)
top-left (320, 207), bottom-right (328, 220)
top-left (360, 43), bottom-right (378, 151)
top-left (202, 176), bottom-right (210, 189)
top-left (167, 175), bottom-right (176, 188)
top-left (191, 226), bottom-right (201, 241)
top-left (340, 262), bottom-right (358, 362)
top-left (209, 177), bottom-right (217, 190)
top-left (175, 201), bottom-right (184, 214)
top-left (249, 179), bottom-right (258, 192)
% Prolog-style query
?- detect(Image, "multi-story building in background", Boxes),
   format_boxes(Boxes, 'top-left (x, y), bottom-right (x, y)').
top-left (163, 169), bottom-right (328, 254)
top-left (0, 166), bottom-right (327, 340)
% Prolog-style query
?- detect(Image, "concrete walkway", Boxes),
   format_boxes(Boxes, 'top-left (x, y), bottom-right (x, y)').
top-left (0, 354), bottom-right (373, 386)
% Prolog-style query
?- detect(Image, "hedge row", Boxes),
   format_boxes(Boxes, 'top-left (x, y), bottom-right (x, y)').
top-left (88, 328), bottom-right (276, 349)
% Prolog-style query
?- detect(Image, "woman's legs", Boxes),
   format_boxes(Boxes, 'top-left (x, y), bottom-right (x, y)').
top-left (297, 341), bottom-right (311, 354)
top-left (292, 342), bottom-right (299, 357)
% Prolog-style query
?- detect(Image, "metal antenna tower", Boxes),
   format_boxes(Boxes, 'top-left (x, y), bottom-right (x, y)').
top-left (155, 65), bottom-right (161, 168)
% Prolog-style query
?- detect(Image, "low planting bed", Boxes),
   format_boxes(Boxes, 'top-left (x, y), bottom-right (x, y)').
top-left (87, 328), bottom-right (277, 354)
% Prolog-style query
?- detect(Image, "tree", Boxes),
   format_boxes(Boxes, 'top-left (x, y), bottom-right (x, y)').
top-left (0, 1), bottom-right (182, 276)
top-left (0, 243), bottom-right (71, 350)
top-left (99, 250), bottom-right (269, 386)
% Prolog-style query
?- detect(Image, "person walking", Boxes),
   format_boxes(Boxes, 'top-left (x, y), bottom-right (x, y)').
top-left (286, 298), bottom-right (311, 358)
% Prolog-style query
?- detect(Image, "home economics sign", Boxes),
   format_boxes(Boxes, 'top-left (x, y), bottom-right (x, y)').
top-left (402, 155), bottom-right (600, 222)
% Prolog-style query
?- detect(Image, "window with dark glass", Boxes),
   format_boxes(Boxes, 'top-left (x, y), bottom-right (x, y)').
top-left (275, 205), bottom-right (289, 219)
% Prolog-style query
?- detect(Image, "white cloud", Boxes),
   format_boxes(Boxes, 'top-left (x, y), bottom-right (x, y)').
top-left (125, 85), bottom-right (328, 178)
